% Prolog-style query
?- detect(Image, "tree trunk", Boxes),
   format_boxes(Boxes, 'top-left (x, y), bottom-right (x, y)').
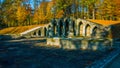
top-left (92, 8), bottom-right (95, 19)
top-left (86, 5), bottom-right (89, 19)
top-left (81, 6), bottom-right (84, 19)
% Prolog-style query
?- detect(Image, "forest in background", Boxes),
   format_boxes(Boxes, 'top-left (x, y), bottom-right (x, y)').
top-left (0, 0), bottom-right (120, 28)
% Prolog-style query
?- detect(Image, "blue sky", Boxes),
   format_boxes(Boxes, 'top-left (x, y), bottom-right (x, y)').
top-left (30, 0), bottom-right (51, 9)
top-left (0, 0), bottom-right (51, 8)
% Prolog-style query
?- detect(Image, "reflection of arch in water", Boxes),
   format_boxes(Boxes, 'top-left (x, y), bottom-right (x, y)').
top-left (78, 22), bottom-right (83, 36)
top-left (85, 24), bottom-right (91, 37)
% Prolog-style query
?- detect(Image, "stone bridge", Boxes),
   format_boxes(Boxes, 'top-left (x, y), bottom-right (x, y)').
top-left (19, 17), bottom-right (111, 50)
top-left (20, 17), bottom-right (109, 39)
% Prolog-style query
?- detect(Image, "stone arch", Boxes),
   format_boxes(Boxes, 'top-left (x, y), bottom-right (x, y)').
top-left (44, 27), bottom-right (47, 37)
top-left (38, 30), bottom-right (41, 36)
top-left (58, 19), bottom-right (63, 36)
top-left (85, 24), bottom-right (91, 37)
top-left (72, 20), bottom-right (76, 36)
top-left (33, 31), bottom-right (36, 36)
top-left (48, 25), bottom-right (52, 29)
top-left (78, 21), bottom-right (84, 36)
top-left (54, 25), bottom-right (57, 35)
top-left (32, 31), bottom-right (37, 37)
top-left (66, 18), bottom-right (75, 37)
top-left (47, 25), bottom-right (53, 37)
top-left (92, 26), bottom-right (98, 37)
top-left (64, 19), bottom-right (69, 36)
top-left (52, 20), bottom-right (57, 35)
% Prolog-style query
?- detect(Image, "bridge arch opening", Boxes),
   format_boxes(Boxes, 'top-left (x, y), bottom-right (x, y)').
top-left (64, 19), bottom-right (69, 36)
top-left (79, 22), bottom-right (83, 36)
top-left (33, 32), bottom-right (36, 35)
top-left (92, 26), bottom-right (98, 37)
top-left (73, 21), bottom-right (76, 36)
top-left (85, 24), bottom-right (91, 37)
top-left (53, 21), bottom-right (57, 36)
top-left (59, 20), bottom-right (63, 36)
top-left (38, 30), bottom-right (41, 36)
top-left (44, 27), bottom-right (47, 37)
top-left (48, 25), bottom-right (54, 37)
top-left (67, 19), bottom-right (75, 36)
top-left (33, 31), bottom-right (37, 37)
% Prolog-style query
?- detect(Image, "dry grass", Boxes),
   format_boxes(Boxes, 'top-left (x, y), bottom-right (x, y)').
top-left (88, 19), bottom-right (120, 26)
top-left (0, 24), bottom-right (47, 35)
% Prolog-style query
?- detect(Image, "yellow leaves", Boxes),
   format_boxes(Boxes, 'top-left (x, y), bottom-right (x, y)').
top-left (16, 6), bottom-right (27, 22)
top-left (88, 19), bottom-right (120, 26)
top-left (56, 0), bottom-right (73, 10)
top-left (56, 10), bottom-right (64, 18)
top-left (33, 1), bottom-right (54, 23)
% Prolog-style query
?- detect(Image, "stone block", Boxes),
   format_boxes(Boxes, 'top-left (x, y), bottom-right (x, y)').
top-left (61, 39), bottom-right (77, 50)
top-left (47, 37), bottom-right (61, 47)
top-left (46, 38), bottom-right (111, 51)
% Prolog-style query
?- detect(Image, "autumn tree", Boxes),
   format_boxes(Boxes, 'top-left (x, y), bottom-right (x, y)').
top-left (98, 0), bottom-right (117, 20)
top-left (56, 0), bottom-right (73, 16)
top-left (113, 0), bottom-right (120, 20)
top-left (1, 0), bottom-right (18, 27)
top-left (0, 0), bottom-right (120, 28)
top-left (33, 1), bottom-right (49, 24)
top-left (16, 5), bottom-right (27, 26)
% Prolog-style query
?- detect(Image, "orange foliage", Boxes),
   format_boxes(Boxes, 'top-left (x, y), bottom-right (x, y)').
top-left (88, 19), bottom-right (120, 26)
top-left (16, 5), bottom-right (27, 23)
top-left (56, 10), bottom-right (64, 18)
top-left (0, 25), bottom-right (47, 34)
top-left (33, 2), bottom-right (49, 23)
top-left (33, 1), bottom-right (64, 23)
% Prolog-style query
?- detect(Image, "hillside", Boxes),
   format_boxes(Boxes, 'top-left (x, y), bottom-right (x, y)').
top-left (0, 25), bottom-right (46, 35)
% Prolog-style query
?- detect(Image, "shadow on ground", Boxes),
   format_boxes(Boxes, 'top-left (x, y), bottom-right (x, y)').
top-left (0, 39), bottom-right (113, 68)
